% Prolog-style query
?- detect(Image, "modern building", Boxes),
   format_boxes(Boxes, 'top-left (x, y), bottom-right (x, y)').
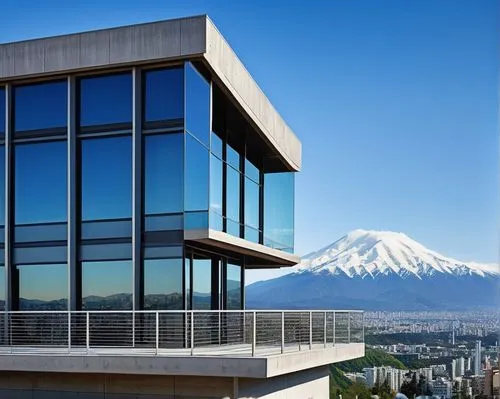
top-left (476, 340), bottom-right (483, 375)
top-left (0, 15), bottom-right (364, 398)
top-left (431, 377), bottom-right (452, 399)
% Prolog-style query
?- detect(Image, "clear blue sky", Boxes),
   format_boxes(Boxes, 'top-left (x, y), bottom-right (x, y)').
top-left (2, 1), bottom-right (498, 283)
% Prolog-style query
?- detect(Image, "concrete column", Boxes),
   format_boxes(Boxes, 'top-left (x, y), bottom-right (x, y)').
top-left (4, 84), bottom-right (11, 312)
top-left (132, 67), bottom-right (143, 311)
top-left (67, 76), bottom-right (78, 310)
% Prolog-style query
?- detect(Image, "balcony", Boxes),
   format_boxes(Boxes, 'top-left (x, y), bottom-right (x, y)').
top-left (0, 310), bottom-right (365, 378)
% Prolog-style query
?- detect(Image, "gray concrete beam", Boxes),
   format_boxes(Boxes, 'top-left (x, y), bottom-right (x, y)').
top-left (0, 343), bottom-right (364, 379)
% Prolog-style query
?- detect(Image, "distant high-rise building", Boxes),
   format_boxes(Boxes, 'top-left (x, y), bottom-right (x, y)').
top-left (466, 357), bottom-right (472, 371)
top-left (458, 357), bottom-right (465, 376)
top-left (475, 340), bottom-right (483, 375)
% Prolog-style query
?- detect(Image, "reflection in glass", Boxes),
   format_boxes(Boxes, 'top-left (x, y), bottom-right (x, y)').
top-left (226, 263), bottom-right (241, 310)
top-left (226, 165), bottom-right (240, 237)
top-left (0, 266), bottom-right (4, 310)
top-left (210, 154), bottom-right (223, 231)
top-left (0, 87), bottom-right (5, 134)
top-left (144, 134), bottom-right (183, 215)
top-left (185, 134), bottom-right (209, 212)
top-left (185, 63), bottom-right (210, 146)
top-left (245, 177), bottom-right (259, 229)
top-left (144, 258), bottom-right (183, 310)
top-left (144, 68), bottom-right (184, 123)
top-left (81, 136), bottom-right (132, 221)
top-left (79, 73), bottom-right (132, 127)
top-left (264, 172), bottom-right (295, 252)
top-left (14, 81), bottom-right (67, 132)
top-left (0, 146), bottom-right (4, 230)
top-left (82, 260), bottom-right (132, 310)
top-left (15, 141), bottom-right (67, 224)
top-left (211, 131), bottom-right (223, 158)
top-left (245, 159), bottom-right (260, 183)
top-left (192, 257), bottom-right (211, 310)
top-left (17, 264), bottom-right (67, 310)
top-left (226, 144), bottom-right (240, 171)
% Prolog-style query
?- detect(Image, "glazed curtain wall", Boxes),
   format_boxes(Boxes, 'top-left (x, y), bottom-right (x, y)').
top-left (0, 61), bottom-right (292, 311)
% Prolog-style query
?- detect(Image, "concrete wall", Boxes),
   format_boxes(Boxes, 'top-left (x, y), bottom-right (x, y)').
top-left (0, 367), bottom-right (331, 398)
top-left (238, 366), bottom-right (330, 399)
top-left (0, 371), bottom-right (234, 398)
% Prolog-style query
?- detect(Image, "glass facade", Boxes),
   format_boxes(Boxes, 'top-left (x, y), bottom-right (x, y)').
top-left (14, 81), bottom-right (67, 133)
top-left (82, 260), bottom-right (132, 310)
top-left (79, 73), bottom-right (132, 129)
top-left (0, 87), bottom-right (5, 135)
top-left (16, 264), bottom-right (67, 310)
top-left (14, 141), bottom-right (67, 224)
top-left (144, 258), bottom-right (183, 310)
top-left (264, 172), bottom-right (295, 252)
top-left (80, 136), bottom-right (132, 221)
top-left (0, 60), bottom-right (295, 312)
top-left (143, 67), bottom-right (184, 126)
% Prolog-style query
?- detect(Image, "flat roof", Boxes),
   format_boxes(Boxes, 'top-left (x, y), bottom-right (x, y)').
top-left (0, 15), bottom-right (301, 171)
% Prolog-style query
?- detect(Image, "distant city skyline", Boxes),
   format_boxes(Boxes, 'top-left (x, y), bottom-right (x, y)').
top-left (2, 1), bottom-right (497, 285)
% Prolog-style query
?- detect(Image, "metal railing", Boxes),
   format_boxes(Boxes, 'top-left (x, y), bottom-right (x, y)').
top-left (0, 310), bottom-right (363, 357)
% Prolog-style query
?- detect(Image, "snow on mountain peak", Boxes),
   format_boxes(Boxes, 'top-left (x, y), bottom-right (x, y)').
top-left (296, 230), bottom-right (499, 279)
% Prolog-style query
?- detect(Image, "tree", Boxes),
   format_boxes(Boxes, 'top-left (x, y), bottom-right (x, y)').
top-left (417, 374), bottom-right (432, 397)
top-left (400, 372), bottom-right (418, 399)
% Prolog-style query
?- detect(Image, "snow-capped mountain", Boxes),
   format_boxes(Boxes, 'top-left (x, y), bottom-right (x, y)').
top-left (296, 229), bottom-right (498, 279)
top-left (246, 230), bottom-right (498, 311)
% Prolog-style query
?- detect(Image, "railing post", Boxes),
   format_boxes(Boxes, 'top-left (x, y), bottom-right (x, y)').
top-left (86, 312), bottom-right (90, 352)
top-left (251, 311), bottom-right (256, 357)
top-left (67, 311), bottom-right (71, 354)
top-left (281, 311), bottom-right (284, 354)
top-left (348, 312), bottom-right (351, 344)
top-left (324, 311), bottom-right (327, 348)
top-left (190, 311), bottom-right (194, 356)
top-left (333, 311), bottom-right (336, 346)
top-left (155, 311), bottom-right (159, 355)
top-left (309, 311), bottom-right (312, 350)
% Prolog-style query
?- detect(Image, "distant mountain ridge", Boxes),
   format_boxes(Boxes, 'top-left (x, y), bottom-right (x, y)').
top-left (246, 230), bottom-right (498, 311)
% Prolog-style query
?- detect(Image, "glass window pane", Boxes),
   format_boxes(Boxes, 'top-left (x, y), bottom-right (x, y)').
top-left (79, 73), bottom-right (132, 127)
top-left (144, 258), bottom-right (183, 310)
top-left (210, 154), bottom-right (223, 222)
top-left (226, 263), bottom-right (241, 310)
top-left (0, 146), bottom-right (4, 229)
top-left (245, 159), bottom-right (260, 183)
top-left (0, 266), bottom-right (4, 310)
top-left (185, 134), bottom-right (209, 211)
top-left (144, 134), bottom-right (183, 215)
top-left (82, 260), bottom-right (132, 310)
top-left (0, 87), bottom-right (5, 135)
top-left (264, 172), bottom-right (295, 252)
top-left (211, 131), bottom-right (223, 158)
top-left (14, 81), bottom-right (67, 132)
top-left (192, 257), bottom-right (211, 310)
top-left (245, 177), bottom-right (259, 230)
top-left (17, 264), bottom-right (67, 310)
top-left (15, 141), bottom-right (67, 224)
top-left (226, 165), bottom-right (240, 235)
top-left (81, 136), bottom-right (132, 221)
top-left (226, 144), bottom-right (240, 170)
top-left (144, 68), bottom-right (184, 123)
top-left (185, 63), bottom-right (210, 146)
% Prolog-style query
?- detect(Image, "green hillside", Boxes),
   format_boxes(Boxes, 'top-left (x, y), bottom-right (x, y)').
top-left (337, 347), bottom-right (406, 373)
